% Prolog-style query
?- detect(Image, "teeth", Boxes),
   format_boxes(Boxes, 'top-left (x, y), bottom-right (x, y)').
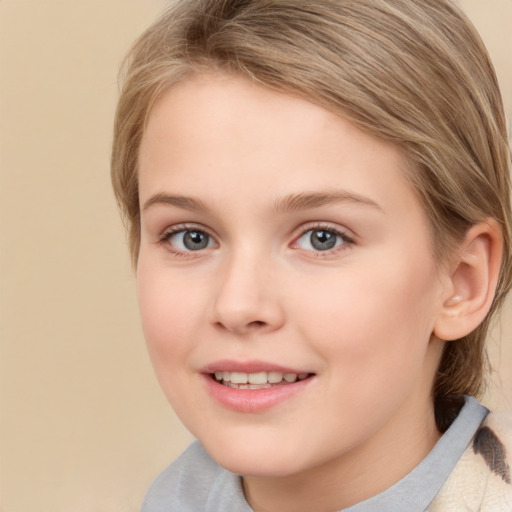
top-left (268, 371), bottom-right (283, 383)
top-left (248, 372), bottom-right (267, 384)
top-left (230, 372), bottom-right (248, 384)
top-left (213, 371), bottom-right (310, 386)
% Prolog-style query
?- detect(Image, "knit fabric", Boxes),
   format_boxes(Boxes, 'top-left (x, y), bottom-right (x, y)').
top-left (428, 410), bottom-right (512, 511)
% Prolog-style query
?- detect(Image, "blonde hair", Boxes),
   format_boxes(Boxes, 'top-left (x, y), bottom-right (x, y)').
top-left (111, 0), bottom-right (512, 429)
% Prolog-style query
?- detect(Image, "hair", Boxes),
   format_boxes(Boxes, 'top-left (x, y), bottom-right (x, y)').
top-left (111, 0), bottom-right (512, 431)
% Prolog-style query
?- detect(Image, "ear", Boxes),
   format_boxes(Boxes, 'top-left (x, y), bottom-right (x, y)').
top-left (433, 220), bottom-right (503, 341)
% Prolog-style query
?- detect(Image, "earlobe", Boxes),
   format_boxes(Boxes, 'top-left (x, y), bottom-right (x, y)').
top-left (433, 220), bottom-right (503, 341)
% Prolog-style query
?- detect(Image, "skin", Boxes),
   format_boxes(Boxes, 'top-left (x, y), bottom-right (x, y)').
top-left (136, 72), bottom-right (453, 511)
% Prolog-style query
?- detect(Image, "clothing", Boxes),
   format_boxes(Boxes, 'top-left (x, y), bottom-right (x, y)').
top-left (141, 397), bottom-right (512, 511)
top-left (429, 407), bottom-right (512, 511)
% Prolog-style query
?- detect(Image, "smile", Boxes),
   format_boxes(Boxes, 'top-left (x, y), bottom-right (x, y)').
top-left (203, 366), bottom-right (316, 412)
top-left (213, 371), bottom-right (311, 389)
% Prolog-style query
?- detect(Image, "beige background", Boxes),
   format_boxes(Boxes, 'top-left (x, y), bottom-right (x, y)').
top-left (1, 1), bottom-right (511, 511)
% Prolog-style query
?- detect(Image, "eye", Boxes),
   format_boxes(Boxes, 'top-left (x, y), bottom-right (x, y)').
top-left (162, 228), bottom-right (216, 252)
top-left (294, 227), bottom-right (351, 252)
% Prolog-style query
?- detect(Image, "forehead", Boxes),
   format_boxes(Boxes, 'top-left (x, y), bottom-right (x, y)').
top-left (138, 72), bottom-right (422, 223)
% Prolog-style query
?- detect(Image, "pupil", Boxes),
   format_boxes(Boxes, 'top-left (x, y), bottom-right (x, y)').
top-left (184, 231), bottom-right (208, 250)
top-left (311, 230), bottom-right (337, 250)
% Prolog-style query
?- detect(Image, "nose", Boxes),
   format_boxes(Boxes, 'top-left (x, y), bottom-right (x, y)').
top-left (210, 250), bottom-right (285, 335)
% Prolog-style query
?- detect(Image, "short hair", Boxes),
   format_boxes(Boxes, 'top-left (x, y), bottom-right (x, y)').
top-left (111, 0), bottom-right (512, 430)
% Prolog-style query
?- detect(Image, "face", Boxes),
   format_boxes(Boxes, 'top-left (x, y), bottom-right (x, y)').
top-left (137, 73), bottom-right (449, 483)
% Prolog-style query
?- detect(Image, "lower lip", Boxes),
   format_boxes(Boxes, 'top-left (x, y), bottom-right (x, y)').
top-left (202, 374), bottom-right (313, 413)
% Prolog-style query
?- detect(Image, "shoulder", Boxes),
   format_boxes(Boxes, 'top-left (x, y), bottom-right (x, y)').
top-left (141, 441), bottom-right (238, 512)
top-left (429, 409), bottom-right (512, 511)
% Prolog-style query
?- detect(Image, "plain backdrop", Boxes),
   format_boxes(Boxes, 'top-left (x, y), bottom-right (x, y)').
top-left (1, 1), bottom-right (511, 510)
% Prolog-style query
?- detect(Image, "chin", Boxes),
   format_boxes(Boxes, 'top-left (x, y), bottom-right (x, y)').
top-left (198, 431), bottom-right (312, 478)
top-left (217, 453), bottom-right (305, 478)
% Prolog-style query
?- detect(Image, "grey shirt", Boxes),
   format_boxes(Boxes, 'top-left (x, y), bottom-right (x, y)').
top-left (142, 396), bottom-right (488, 512)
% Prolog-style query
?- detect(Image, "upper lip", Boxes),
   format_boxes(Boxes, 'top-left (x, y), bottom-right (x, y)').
top-left (201, 359), bottom-right (311, 375)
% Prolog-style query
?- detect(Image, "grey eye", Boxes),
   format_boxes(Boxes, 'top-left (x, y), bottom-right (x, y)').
top-left (183, 231), bottom-right (209, 250)
top-left (296, 229), bottom-right (344, 251)
top-left (171, 230), bottom-right (214, 251)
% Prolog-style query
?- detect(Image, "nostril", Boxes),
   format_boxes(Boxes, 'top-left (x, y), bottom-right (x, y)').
top-left (213, 319), bottom-right (265, 331)
top-left (248, 320), bottom-right (266, 328)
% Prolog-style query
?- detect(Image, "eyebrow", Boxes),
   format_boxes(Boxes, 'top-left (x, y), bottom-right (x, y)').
top-left (142, 190), bottom-right (382, 215)
top-left (273, 190), bottom-right (382, 213)
top-left (142, 193), bottom-right (208, 213)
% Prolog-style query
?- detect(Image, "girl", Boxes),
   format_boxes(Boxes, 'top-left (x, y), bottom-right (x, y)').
top-left (111, 1), bottom-right (512, 510)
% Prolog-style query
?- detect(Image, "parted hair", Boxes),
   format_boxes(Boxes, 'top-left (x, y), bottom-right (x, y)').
top-left (111, 0), bottom-right (512, 430)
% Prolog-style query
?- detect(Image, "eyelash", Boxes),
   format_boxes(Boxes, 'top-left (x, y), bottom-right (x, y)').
top-left (157, 223), bottom-right (355, 258)
top-left (157, 224), bottom-right (218, 258)
top-left (291, 223), bottom-right (355, 256)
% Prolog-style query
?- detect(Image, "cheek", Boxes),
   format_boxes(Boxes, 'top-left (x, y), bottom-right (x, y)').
top-left (136, 266), bottom-right (210, 417)
top-left (297, 265), bottom-right (440, 440)
top-left (296, 253), bottom-right (439, 380)
top-left (136, 265), bottom-right (203, 368)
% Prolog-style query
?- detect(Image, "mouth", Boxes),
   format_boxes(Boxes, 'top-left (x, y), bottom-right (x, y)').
top-left (211, 371), bottom-right (313, 389)
top-left (202, 361), bottom-right (316, 411)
